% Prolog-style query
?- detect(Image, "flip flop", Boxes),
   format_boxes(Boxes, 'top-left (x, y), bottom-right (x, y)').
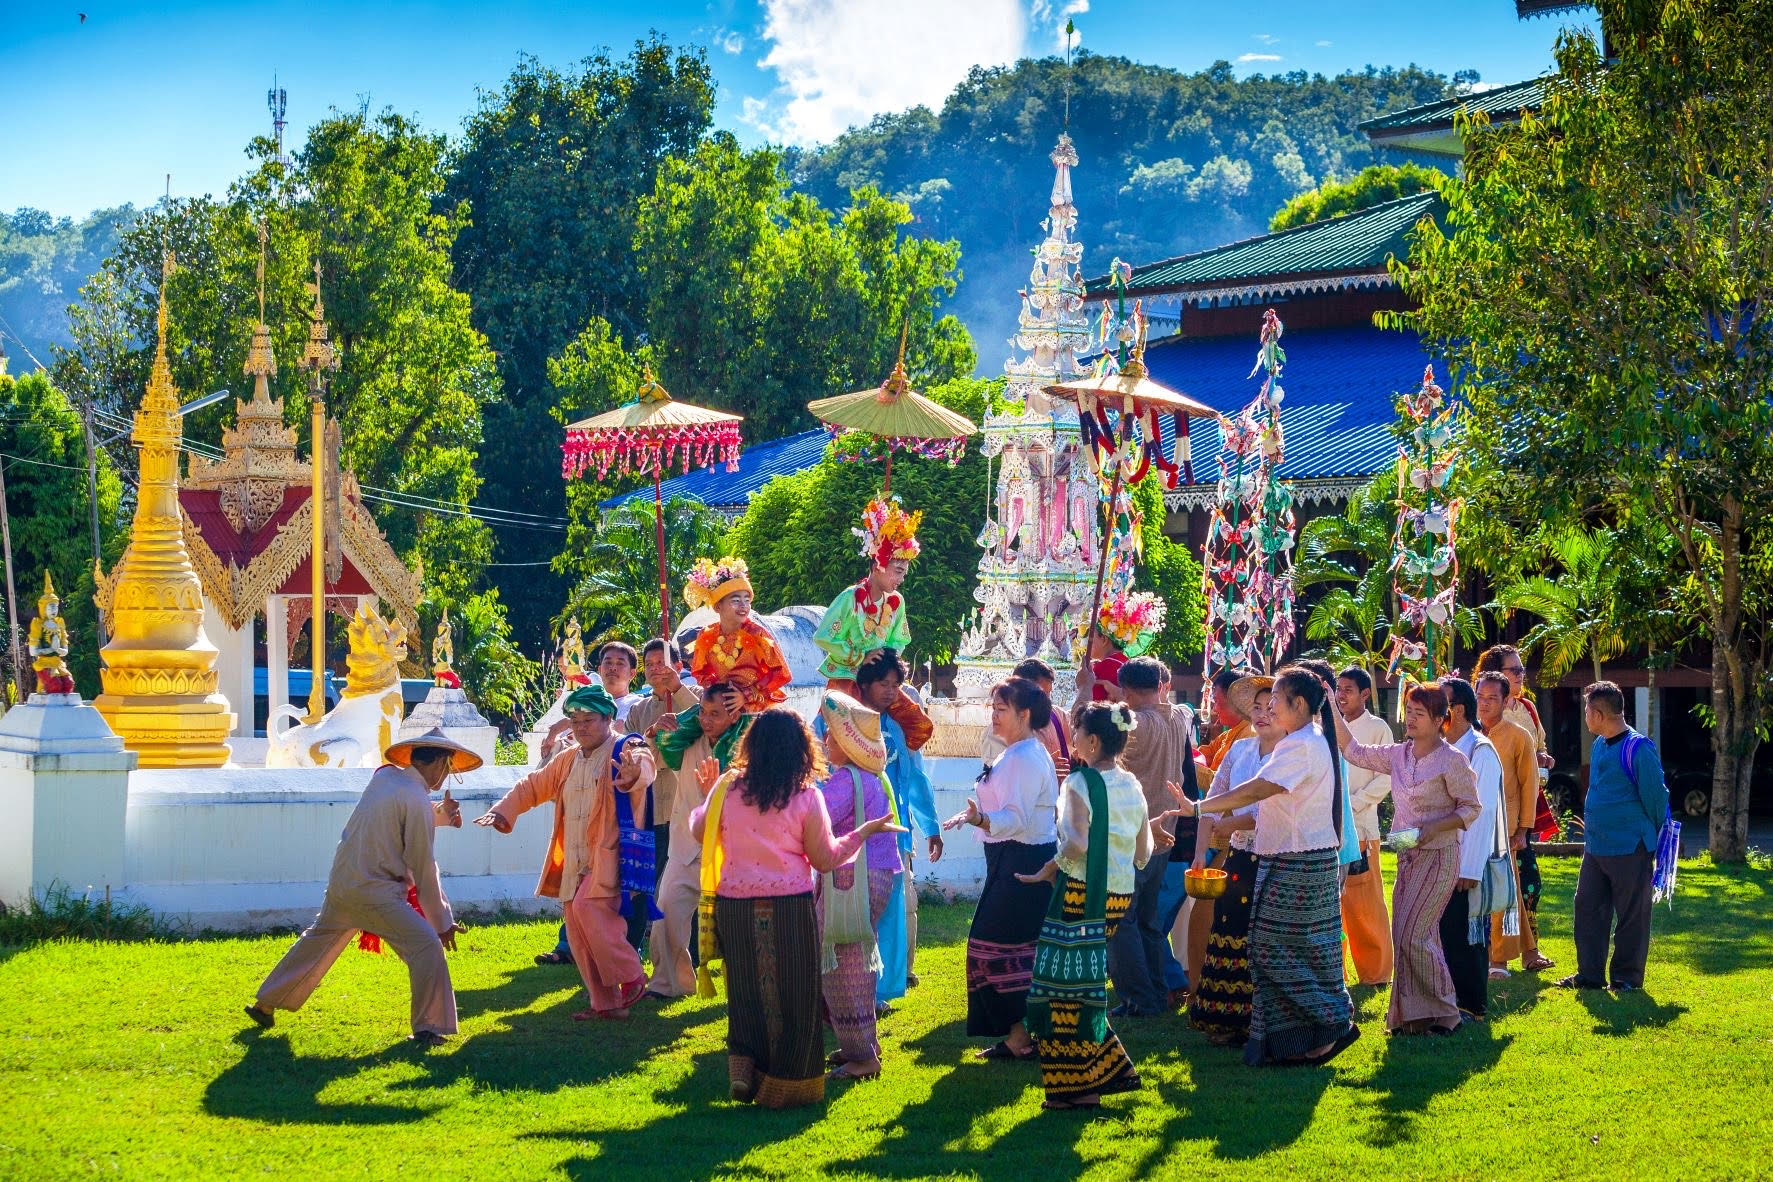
top-left (1299, 1024), bottom-right (1362, 1067)
top-left (534, 951), bottom-right (573, 966)
top-left (1041, 1095), bottom-right (1101, 1110)
top-left (828, 1063), bottom-right (881, 1082)
top-left (976, 1040), bottom-right (1037, 1061)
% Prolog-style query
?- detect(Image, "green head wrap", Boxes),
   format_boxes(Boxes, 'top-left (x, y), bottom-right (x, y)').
top-left (563, 684), bottom-right (617, 717)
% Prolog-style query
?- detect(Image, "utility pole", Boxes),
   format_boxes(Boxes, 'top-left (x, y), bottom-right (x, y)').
top-left (80, 398), bottom-right (106, 645)
top-left (0, 456), bottom-right (24, 702)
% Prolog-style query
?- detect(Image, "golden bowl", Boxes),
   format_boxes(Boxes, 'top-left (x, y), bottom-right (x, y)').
top-left (1184, 867), bottom-right (1229, 900)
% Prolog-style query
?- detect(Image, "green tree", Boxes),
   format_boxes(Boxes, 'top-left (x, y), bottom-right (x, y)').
top-left (0, 370), bottom-right (125, 693)
top-left (559, 498), bottom-right (730, 647)
top-left (1296, 476), bottom-right (1398, 677)
top-left (58, 110), bottom-right (500, 606)
top-left (1128, 470), bottom-right (1205, 665)
top-left (727, 377), bottom-right (993, 664)
top-left (635, 136), bottom-right (974, 442)
top-left (1489, 527), bottom-right (1628, 688)
top-left (1389, 1), bottom-right (1773, 860)
top-left (446, 42), bottom-right (716, 639)
top-left (1270, 162), bottom-right (1447, 232)
top-left (415, 588), bottom-right (539, 728)
top-left (0, 205), bottom-right (136, 365)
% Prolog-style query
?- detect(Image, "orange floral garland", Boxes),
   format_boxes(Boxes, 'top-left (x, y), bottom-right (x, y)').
top-left (690, 619), bottom-right (790, 711)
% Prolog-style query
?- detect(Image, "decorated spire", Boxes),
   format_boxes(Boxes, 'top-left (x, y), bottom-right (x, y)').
top-left (301, 258), bottom-right (339, 378)
top-left (244, 220), bottom-right (276, 381)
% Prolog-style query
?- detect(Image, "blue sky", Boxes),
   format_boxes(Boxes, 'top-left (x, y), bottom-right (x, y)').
top-left (2, 1), bottom-right (1597, 219)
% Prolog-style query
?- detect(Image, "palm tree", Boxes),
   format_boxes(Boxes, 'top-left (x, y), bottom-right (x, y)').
top-left (1295, 476), bottom-right (1399, 682)
top-left (562, 497), bottom-right (730, 646)
top-left (1488, 527), bottom-right (1628, 687)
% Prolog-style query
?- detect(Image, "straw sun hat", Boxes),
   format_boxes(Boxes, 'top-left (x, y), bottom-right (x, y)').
top-left (820, 691), bottom-right (887, 776)
top-left (1227, 674), bottom-right (1276, 722)
top-left (385, 727), bottom-right (485, 774)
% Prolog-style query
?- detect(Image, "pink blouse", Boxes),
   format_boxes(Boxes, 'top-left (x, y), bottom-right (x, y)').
top-left (1340, 735), bottom-right (1480, 850)
top-left (690, 781), bottom-right (869, 898)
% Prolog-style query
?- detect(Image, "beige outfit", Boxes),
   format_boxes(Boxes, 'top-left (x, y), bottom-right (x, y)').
top-left (255, 764), bottom-right (458, 1036)
top-left (649, 721), bottom-right (730, 998)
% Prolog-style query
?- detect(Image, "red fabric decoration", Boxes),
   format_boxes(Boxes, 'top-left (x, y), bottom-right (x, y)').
top-left (358, 884), bottom-right (425, 954)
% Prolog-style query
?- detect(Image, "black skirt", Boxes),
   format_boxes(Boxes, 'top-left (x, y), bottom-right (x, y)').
top-left (965, 839), bottom-right (1057, 1038)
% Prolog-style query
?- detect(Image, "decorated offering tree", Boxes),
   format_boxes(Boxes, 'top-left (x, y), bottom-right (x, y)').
top-left (1202, 309), bottom-right (1297, 699)
top-left (1386, 365), bottom-right (1461, 682)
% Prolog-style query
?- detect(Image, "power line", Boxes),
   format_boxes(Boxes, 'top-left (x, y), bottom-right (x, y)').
top-left (1, 452), bottom-right (94, 474)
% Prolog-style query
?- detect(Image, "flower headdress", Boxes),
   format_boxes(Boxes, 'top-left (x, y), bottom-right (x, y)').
top-left (685, 555), bottom-right (754, 611)
top-left (854, 497), bottom-right (922, 568)
top-left (1098, 590), bottom-right (1166, 658)
top-left (1107, 702), bottom-right (1137, 734)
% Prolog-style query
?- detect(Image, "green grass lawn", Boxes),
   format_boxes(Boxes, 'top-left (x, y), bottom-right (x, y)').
top-left (2, 856), bottom-right (1769, 1180)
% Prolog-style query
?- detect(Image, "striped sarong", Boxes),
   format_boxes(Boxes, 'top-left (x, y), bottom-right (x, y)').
top-left (1189, 847), bottom-right (1259, 1042)
top-left (965, 839), bottom-right (1057, 1037)
top-left (715, 893), bottom-right (824, 1108)
top-left (1244, 848), bottom-right (1354, 1066)
top-left (1034, 874), bottom-right (1139, 1102)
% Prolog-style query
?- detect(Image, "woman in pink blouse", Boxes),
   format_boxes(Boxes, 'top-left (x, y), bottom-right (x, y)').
top-left (1334, 682), bottom-right (1480, 1034)
top-left (688, 708), bottom-right (903, 1108)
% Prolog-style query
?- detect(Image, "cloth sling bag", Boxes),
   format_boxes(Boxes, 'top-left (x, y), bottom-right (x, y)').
top-left (612, 733), bottom-right (664, 922)
top-left (1467, 749), bottom-right (1520, 943)
top-left (1620, 733), bottom-right (1680, 906)
top-left (1026, 766), bottom-right (1112, 1045)
top-left (819, 767), bottom-right (879, 975)
top-left (694, 769), bottom-right (739, 999)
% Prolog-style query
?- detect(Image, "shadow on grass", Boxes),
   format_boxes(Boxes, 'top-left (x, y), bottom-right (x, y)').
top-left (204, 1030), bottom-right (442, 1126)
top-left (1356, 1020), bottom-right (1511, 1149)
top-left (1577, 988), bottom-right (1687, 1036)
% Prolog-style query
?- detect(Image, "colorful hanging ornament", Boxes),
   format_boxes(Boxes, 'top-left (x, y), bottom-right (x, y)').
top-left (1386, 365), bottom-right (1463, 684)
top-left (1200, 308), bottom-right (1297, 705)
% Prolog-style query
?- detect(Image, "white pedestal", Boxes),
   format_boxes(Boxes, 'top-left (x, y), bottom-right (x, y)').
top-left (0, 694), bottom-right (138, 907)
top-left (400, 686), bottom-right (498, 767)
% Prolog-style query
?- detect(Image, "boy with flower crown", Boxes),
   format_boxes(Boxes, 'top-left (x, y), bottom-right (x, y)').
top-left (684, 556), bottom-right (791, 714)
top-left (814, 498), bottom-right (934, 750)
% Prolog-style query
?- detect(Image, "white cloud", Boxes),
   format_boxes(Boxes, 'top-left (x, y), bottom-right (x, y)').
top-left (1033, 0), bottom-right (1090, 50)
top-left (719, 29), bottom-right (745, 55)
top-left (750, 0), bottom-right (1028, 145)
top-left (1315, 39), bottom-right (1333, 47)
top-left (1237, 52), bottom-right (1282, 63)
top-left (1252, 32), bottom-right (1279, 45)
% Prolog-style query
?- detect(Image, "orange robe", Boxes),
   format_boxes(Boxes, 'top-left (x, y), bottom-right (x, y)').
top-left (690, 618), bottom-right (792, 714)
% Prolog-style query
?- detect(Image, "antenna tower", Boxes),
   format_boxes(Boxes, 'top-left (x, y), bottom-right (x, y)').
top-left (267, 77), bottom-right (289, 168)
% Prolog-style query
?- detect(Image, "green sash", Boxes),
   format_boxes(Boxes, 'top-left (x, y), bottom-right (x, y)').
top-left (1026, 765), bottom-right (1111, 1043)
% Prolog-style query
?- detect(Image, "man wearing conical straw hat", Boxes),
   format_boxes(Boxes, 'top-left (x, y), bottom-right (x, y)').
top-left (813, 498), bottom-right (935, 750)
top-left (244, 729), bottom-right (476, 1045)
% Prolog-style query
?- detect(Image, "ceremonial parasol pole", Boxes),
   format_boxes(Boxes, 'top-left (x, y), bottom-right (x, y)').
top-left (1045, 321), bottom-right (1225, 655)
top-left (299, 261), bottom-right (340, 724)
top-left (807, 320), bottom-right (976, 496)
top-left (561, 367), bottom-right (743, 639)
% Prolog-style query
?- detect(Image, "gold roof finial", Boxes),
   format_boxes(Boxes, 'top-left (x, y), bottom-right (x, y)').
top-left (244, 220), bottom-right (277, 381)
top-left (142, 252), bottom-right (180, 417)
top-left (636, 364), bottom-right (670, 403)
top-left (301, 258), bottom-right (339, 376)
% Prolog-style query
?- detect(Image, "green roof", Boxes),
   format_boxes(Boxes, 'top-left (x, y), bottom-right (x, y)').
top-left (1358, 77), bottom-right (1546, 155)
top-left (1516, 1), bottom-right (1593, 18)
top-left (1083, 190), bottom-right (1444, 299)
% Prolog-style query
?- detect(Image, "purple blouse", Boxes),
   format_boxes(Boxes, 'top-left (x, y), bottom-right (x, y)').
top-left (819, 766), bottom-right (903, 875)
top-left (1340, 735), bottom-right (1480, 850)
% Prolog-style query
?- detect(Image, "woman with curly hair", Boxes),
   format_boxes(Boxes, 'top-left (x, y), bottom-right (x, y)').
top-left (689, 708), bottom-right (903, 1108)
top-left (1019, 701), bottom-right (1178, 1110)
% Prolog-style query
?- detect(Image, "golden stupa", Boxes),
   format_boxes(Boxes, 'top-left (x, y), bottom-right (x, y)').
top-left (93, 253), bottom-right (235, 766)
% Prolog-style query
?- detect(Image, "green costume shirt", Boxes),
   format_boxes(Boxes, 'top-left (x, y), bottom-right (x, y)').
top-left (813, 580), bottom-right (911, 680)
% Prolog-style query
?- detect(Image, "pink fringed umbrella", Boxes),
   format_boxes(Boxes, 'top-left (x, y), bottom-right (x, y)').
top-left (561, 367), bottom-right (743, 637)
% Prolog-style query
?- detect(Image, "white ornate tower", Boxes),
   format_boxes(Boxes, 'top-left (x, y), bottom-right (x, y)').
top-left (953, 134), bottom-right (1099, 700)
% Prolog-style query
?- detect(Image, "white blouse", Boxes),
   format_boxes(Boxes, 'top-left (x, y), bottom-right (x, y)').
top-left (1056, 766), bottom-right (1148, 895)
top-left (977, 736), bottom-right (1059, 847)
top-left (1209, 736), bottom-right (1268, 853)
top-left (1250, 726), bottom-right (1342, 857)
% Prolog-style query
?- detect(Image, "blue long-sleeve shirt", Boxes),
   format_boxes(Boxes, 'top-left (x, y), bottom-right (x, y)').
top-left (881, 713), bottom-right (939, 842)
top-left (1584, 728), bottom-right (1668, 857)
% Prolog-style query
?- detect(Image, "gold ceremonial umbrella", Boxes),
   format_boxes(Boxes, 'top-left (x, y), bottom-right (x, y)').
top-left (562, 368), bottom-right (743, 638)
top-left (806, 324), bottom-right (976, 493)
top-left (1044, 331), bottom-right (1227, 659)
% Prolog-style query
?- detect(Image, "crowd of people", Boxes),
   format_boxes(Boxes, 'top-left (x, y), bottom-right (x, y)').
top-left (242, 498), bottom-right (1674, 1111)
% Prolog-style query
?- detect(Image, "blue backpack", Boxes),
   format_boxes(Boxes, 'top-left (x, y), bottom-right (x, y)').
top-left (1618, 733), bottom-right (1679, 906)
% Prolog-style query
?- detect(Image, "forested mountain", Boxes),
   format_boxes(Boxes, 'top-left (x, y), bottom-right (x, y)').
top-left (0, 206), bottom-right (136, 368)
top-left (786, 53), bottom-right (1455, 356)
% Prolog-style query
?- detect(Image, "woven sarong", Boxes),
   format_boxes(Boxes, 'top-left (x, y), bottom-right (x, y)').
top-left (966, 839), bottom-right (1057, 1038)
top-left (1189, 847), bottom-right (1259, 1042)
top-left (1034, 874), bottom-right (1138, 1102)
top-left (716, 893), bottom-right (824, 1108)
top-left (1244, 848), bottom-right (1353, 1065)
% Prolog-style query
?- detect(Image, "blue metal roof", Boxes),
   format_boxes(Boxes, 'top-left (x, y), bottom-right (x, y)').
top-left (602, 429), bottom-right (831, 510)
top-left (1140, 325), bottom-right (1440, 485)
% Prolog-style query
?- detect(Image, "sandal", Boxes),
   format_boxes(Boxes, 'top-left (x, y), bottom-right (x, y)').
top-left (534, 951), bottom-right (573, 966)
top-left (1041, 1095), bottom-right (1101, 1110)
top-left (243, 1004), bottom-right (274, 1029)
top-left (571, 1008), bottom-right (629, 1021)
top-left (976, 1040), bottom-right (1037, 1062)
top-left (828, 1063), bottom-right (881, 1082)
top-left (1523, 954), bottom-right (1556, 972)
